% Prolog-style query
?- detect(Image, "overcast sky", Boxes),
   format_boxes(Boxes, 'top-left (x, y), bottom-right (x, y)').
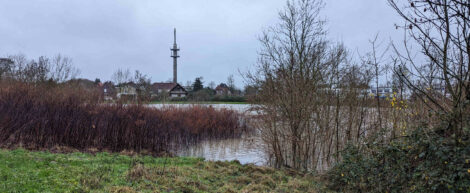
top-left (0, 0), bottom-right (404, 87)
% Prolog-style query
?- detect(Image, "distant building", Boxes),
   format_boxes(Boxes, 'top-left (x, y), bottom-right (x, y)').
top-left (367, 87), bottom-right (396, 98)
top-left (215, 83), bottom-right (231, 96)
top-left (151, 82), bottom-right (187, 98)
top-left (100, 81), bottom-right (116, 101)
top-left (116, 82), bottom-right (138, 100)
top-left (429, 83), bottom-right (447, 95)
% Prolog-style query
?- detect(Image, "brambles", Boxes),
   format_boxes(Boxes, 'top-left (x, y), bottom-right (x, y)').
top-left (327, 126), bottom-right (470, 192)
top-left (0, 82), bottom-right (248, 155)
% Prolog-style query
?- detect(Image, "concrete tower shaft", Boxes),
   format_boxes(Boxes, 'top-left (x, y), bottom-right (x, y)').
top-left (171, 28), bottom-right (180, 83)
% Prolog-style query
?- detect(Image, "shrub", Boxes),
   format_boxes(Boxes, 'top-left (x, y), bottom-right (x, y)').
top-left (326, 126), bottom-right (470, 193)
top-left (170, 96), bottom-right (188, 102)
top-left (0, 82), bottom-right (248, 155)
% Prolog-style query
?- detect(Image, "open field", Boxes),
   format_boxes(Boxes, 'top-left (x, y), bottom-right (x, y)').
top-left (0, 149), bottom-right (326, 193)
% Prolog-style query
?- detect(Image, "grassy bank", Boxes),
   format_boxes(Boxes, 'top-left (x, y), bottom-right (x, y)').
top-left (0, 149), bottom-right (324, 193)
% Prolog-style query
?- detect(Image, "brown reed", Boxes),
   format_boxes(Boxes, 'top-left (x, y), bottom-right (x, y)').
top-left (0, 82), bottom-right (248, 155)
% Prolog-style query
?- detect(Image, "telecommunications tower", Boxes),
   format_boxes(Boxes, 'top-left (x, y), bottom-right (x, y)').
top-left (171, 28), bottom-right (180, 83)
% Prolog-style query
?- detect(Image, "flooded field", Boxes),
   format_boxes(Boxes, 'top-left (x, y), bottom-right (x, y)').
top-left (150, 103), bottom-right (266, 165)
top-left (177, 135), bottom-right (267, 165)
top-left (149, 103), bottom-right (256, 115)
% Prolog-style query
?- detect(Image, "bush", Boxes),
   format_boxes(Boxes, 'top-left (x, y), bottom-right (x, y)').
top-left (0, 82), bottom-right (248, 155)
top-left (326, 126), bottom-right (470, 193)
top-left (170, 96), bottom-right (188, 102)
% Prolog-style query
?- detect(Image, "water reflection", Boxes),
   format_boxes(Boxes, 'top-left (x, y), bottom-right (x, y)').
top-left (177, 135), bottom-right (267, 165)
top-left (151, 103), bottom-right (265, 165)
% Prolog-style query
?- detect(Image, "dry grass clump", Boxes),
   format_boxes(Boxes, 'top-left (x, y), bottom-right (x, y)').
top-left (232, 175), bottom-right (252, 185)
top-left (109, 186), bottom-right (137, 193)
top-left (240, 183), bottom-right (269, 193)
top-left (126, 164), bottom-right (147, 181)
top-left (216, 185), bottom-right (238, 193)
top-left (124, 160), bottom-right (322, 193)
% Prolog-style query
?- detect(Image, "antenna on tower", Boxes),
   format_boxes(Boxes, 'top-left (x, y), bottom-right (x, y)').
top-left (173, 28), bottom-right (176, 44)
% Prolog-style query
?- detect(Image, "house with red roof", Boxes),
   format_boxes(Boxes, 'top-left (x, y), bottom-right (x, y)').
top-left (215, 83), bottom-right (231, 96)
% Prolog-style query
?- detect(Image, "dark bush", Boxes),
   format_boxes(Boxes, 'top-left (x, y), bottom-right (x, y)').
top-left (0, 82), bottom-right (248, 155)
top-left (170, 97), bottom-right (188, 102)
top-left (326, 126), bottom-right (470, 193)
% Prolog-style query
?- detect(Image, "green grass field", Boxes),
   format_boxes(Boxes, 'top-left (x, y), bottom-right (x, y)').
top-left (0, 149), bottom-right (324, 193)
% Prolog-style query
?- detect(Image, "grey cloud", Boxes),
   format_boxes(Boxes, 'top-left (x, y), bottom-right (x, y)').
top-left (0, 0), bottom-right (403, 87)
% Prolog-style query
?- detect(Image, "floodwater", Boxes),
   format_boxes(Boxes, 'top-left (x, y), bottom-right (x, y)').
top-left (149, 103), bottom-right (254, 114)
top-left (149, 103), bottom-right (266, 165)
top-left (177, 135), bottom-right (266, 165)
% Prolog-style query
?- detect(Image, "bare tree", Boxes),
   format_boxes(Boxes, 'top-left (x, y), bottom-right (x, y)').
top-left (0, 58), bottom-right (14, 79)
top-left (134, 70), bottom-right (152, 102)
top-left (112, 68), bottom-right (131, 85)
top-left (341, 63), bottom-right (373, 142)
top-left (361, 34), bottom-right (391, 129)
top-left (7, 54), bottom-right (28, 81)
top-left (389, 0), bottom-right (470, 133)
top-left (49, 54), bottom-right (80, 82)
top-left (208, 81), bottom-right (216, 90)
top-left (5, 54), bottom-right (79, 83)
top-left (21, 56), bottom-right (50, 83)
top-left (246, 0), bottom-right (348, 171)
top-left (227, 74), bottom-right (236, 94)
